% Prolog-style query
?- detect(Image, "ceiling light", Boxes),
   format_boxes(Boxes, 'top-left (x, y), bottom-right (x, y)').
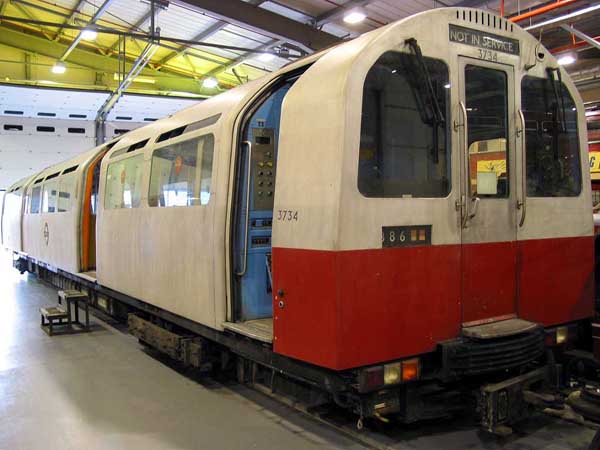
top-left (557, 52), bottom-right (577, 66)
top-left (343, 11), bottom-right (366, 24)
top-left (202, 77), bottom-right (218, 89)
top-left (524, 4), bottom-right (600, 31)
top-left (258, 53), bottom-right (275, 62)
top-left (51, 62), bottom-right (66, 74)
top-left (81, 29), bottom-right (97, 40)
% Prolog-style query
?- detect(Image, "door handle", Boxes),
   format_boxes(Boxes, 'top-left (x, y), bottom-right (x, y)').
top-left (468, 197), bottom-right (480, 220)
top-left (517, 109), bottom-right (527, 227)
top-left (235, 140), bottom-right (252, 277)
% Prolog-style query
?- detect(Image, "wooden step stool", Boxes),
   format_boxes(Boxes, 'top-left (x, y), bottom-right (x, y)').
top-left (40, 290), bottom-right (91, 336)
top-left (40, 306), bottom-right (69, 336)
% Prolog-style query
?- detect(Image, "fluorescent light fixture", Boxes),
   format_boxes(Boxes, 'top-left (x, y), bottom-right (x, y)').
top-left (524, 4), bottom-right (600, 31)
top-left (258, 53), bottom-right (275, 62)
top-left (51, 62), bottom-right (66, 74)
top-left (557, 52), bottom-right (577, 66)
top-left (202, 77), bottom-right (218, 89)
top-left (343, 10), bottom-right (366, 24)
top-left (81, 29), bottom-right (97, 40)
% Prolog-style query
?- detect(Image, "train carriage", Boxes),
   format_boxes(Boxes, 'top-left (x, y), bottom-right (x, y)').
top-left (2, 7), bottom-right (595, 430)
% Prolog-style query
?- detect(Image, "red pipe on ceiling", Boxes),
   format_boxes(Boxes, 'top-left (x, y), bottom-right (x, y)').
top-left (550, 35), bottom-right (600, 53)
top-left (509, 0), bottom-right (579, 23)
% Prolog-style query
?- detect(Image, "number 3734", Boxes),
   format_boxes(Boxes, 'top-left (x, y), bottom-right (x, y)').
top-left (277, 210), bottom-right (298, 221)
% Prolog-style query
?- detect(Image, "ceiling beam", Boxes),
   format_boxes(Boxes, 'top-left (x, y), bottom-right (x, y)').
top-left (206, 38), bottom-right (283, 78)
top-left (170, 0), bottom-right (340, 51)
top-left (560, 24), bottom-right (600, 51)
top-left (59, 0), bottom-right (116, 61)
top-left (53, 0), bottom-right (86, 41)
top-left (158, 20), bottom-right (227, 67)
top-left (12, 3), bottom-right (53, 39)
top-left (0, 24), bottom-right (232, 91)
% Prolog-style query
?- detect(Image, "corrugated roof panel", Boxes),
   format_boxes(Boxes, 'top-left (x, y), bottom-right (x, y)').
top-left (243, 54), bottom-right (290, 72)
top-left (155, 4), bottom-right (219, 40)
top-left (259, 1), bottom-right (313, 22)
top-left (222, 24), bottom-right (273, 45)
top-left (102, 0), bottom-right (153, 29)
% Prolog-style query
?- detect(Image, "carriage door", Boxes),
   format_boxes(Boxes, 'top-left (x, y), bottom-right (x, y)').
top-left (457, 57), bottom-right (518, 325)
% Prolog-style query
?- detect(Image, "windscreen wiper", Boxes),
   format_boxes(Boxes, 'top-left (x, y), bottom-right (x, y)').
top-left (405, 38), bottom-right (444, 163)
top-left (405, 38), bottom-right (445, 125)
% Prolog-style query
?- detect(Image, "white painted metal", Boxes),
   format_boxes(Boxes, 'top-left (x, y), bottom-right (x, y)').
top-left (1, 8), bottom-right (592, 339)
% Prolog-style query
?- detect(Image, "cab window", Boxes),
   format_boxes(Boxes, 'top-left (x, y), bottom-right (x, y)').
top-left (521, 76), bottom-right (581, 197)
top-left (358, 51), bottom-right (450, 198)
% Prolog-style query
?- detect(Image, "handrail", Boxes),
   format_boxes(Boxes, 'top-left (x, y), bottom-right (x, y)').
top-left (235, 140), bottom-right (252, 277)
top-left (457, 101), bottom-right (471, 229)
top-left (517, 109), bottom-right (527, 227)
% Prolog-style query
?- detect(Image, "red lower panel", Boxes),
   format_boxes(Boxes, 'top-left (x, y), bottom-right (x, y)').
top-left (462, 241), bottom-right (517, 324)
top-left (518, 236), bottom-right (594, 326)
top-left (272, 236), bottom-right (594, 371)
top-left (272, 245), bottom-right (461, 370)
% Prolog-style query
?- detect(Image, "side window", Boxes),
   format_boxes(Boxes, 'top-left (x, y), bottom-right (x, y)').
top-left (358, 51), bottom-right (450, 198)
top-left (105, 155), bottom-right (144, 209)
top-left (521, 76), bottom-right (581, 197)
top-left (58, 174), bottom-right (74, 212)
top-left (42, 181), bottom-right (58, 213)
top-left (29, 186), bottom-right (41, 214)
top-left (149, 134), bottom-right (215, 207)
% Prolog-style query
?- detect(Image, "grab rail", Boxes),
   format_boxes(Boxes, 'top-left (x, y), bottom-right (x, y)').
top-left (235, 141), bottom-right (252, 277)
top-left (455, 101), bottom-right (472, 228)
top-left (517, 109), bottom-right (527, 227)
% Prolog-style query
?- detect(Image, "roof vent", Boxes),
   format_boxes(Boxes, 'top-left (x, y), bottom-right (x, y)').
top-left (456, 9), bottom-right (513, 32)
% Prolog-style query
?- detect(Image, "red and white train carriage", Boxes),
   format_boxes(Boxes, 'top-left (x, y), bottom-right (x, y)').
top-left (1, 8), bottom-right (595, 429)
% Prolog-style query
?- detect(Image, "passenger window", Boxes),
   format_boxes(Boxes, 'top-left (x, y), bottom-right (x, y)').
top-left (465, 65), bottom-right (509, 198)
top-left (42, 181), bottom-right (58, 213)
top-left (148, 134), bottom-right (214, 207)
top-left (105, 155), bottom-right (144, 209)
top-left (57, 174), bottom-right (74, 212)
top-left (358, 51), bottom-right (450, 198)
top-left (29, 186), bottom-right (41, 214)
top-left (521, 76), bottom-right (581, 197)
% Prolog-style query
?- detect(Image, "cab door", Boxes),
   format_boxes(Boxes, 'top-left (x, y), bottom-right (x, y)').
top-left (457, 57), bottom-right (519, 325)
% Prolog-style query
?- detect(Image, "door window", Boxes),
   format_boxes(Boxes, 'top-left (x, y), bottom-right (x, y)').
top-left (465, 65), bottom-right (509, 198)
top-left (358, 51), bottom-right (450, 198)
top-left (521, 76), bottom-right (581, 197)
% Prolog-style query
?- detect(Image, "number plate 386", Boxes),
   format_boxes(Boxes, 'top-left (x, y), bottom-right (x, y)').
top-left (382, 225), bottom-right (432, 248)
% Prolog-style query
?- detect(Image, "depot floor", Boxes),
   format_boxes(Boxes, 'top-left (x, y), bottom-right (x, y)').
top-left (0, 250), bottom-right (596, 450)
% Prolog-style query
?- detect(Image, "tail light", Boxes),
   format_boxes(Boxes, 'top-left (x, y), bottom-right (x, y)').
top-left (358, 358), bottom-right (420, 392)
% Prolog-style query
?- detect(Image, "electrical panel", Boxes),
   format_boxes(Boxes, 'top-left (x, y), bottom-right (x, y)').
top-left (252, 127), bottom-right (276, 211)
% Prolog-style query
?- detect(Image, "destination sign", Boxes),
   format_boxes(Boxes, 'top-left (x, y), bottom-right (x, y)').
top-left (449, 24), bottom-right (520, 56)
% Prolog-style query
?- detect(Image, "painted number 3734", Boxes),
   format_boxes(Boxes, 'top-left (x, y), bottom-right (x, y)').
top-left (478, 49), bottom-right (498, 62)
top-left (277, 210), bottom-right (298, 221)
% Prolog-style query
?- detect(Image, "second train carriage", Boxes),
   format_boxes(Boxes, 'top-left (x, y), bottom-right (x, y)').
top-left (1, 7), bottom-right (596, 428)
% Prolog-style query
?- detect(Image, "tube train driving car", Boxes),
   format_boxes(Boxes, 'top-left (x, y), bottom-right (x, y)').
top-left (1, 8), bottom-right (595, 431)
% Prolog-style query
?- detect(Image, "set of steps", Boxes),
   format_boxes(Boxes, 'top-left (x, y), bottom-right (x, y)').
top-left (40, 290), bottom-right (91, 336)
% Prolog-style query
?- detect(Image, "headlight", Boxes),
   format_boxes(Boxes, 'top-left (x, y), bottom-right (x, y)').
top-left (384, 363), bottom-right (401, 385)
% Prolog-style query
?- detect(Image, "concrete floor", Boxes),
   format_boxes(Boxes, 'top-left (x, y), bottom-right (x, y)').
top-left (0, 250), bottom-right (596, 450)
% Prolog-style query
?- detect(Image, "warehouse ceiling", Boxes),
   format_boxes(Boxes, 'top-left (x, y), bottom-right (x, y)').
top-left (0, 0), bottom-right (599, 114)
